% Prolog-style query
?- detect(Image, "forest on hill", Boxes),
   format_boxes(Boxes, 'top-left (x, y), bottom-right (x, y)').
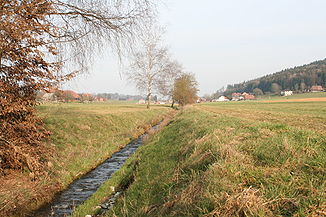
top-left (224, 59), bottom-right (326, 96)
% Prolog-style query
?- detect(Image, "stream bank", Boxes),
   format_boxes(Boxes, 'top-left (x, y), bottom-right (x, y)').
top-left (34, 111), bottom-right (176, 217)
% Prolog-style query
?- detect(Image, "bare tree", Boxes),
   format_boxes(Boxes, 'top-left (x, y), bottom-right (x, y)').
top-left (127, 27), bottom-right (171, 108)
top-left (157, 60), bottom-right (183, 107)
top-left (48, 0), bottom-right (156, 75)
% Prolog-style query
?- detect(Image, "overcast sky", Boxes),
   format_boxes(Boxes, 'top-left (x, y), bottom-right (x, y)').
top-left (63, 0), bottom-right (326, 96)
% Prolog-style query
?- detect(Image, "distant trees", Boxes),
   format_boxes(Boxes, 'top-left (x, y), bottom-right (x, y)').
top-left (253, 88), bottom-right (264, 96)
top-left (300, 82), bottom-right (307, 92)
top-left (203, 94), bottom-right (214, 102)
top-left (271, 83), bottom-right (281, 95)
top-left (212, 87), bottom-right (225, 99)
top-left (172, 73), bottom-right (198, 106)
top-left (224, 59), bottom-right (326, 95)
top-left (0, 0), bottom-right (156, 175)
top-left (80, 93), bottom-right (95, 102)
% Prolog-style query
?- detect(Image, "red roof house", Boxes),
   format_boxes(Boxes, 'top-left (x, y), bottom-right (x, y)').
top-left (311, 85), bottom-right (324, 92)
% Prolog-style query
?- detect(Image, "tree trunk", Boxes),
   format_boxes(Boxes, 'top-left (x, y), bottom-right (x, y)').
top-left (171, 99), bottom-right (174, 108)
top-left (147, 93), bottom-right (151, 109)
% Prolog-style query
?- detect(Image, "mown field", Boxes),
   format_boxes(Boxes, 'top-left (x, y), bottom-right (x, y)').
top-left (0, 102), bottom-right (170, 216)
top-left (75, 101), bottom-right (326, 217)
top-left (257, 91), bottom-right (326, 101)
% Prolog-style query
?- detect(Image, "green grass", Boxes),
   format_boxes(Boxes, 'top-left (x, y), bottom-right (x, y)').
top-left (257, 91), bottom-right (326, 100)
top-left (38, 102), bottom-right (170, 186)
top-left (0, 102), bottom-right (170, 216)
top-left (198, 101), bottom-right (326, 133)
top-left (75, 101), bottom-right (326, 216)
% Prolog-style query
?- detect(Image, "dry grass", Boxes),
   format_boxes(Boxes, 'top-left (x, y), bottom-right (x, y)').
top-left (206, 187), bottom-right (273, 217)
top-left (101, 104), bottom-right (325, 216)
top-left (200, 103), bottom-right (326, 134)
top-left (58, 101), bottom-right (326, 217)
top-left (0, 172), bottom-right (60, 217)
top-left (0, 102), bottom-right (170, 216)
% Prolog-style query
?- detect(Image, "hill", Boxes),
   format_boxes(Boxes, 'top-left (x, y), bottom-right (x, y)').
top-left (224, 59), bottom-right (326, 96)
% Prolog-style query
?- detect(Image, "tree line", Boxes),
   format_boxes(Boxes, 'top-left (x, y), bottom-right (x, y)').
top-left (223, 59), bottom-right (326, 96)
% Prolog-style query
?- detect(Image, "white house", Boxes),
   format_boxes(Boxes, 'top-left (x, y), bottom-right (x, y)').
top-left (217, 96), bottom-right (229, 102)
top-left (281, 91), bottom-right (293, 96)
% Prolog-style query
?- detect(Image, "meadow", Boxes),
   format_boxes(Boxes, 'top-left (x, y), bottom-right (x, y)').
top-left (75, 100), bottom-right (326, 216)
top-left (0, 102), bottom-right (170, 216)
top-left (257, 91), bottom-right (326, 101)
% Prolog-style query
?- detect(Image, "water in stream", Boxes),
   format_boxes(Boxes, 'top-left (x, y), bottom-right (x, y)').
top-left (35, 123), bottom-right (162, 217)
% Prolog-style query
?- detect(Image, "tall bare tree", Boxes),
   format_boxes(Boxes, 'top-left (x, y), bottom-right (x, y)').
top-left (127, 27), bottom-right (171, 108)
top-left (0, 0), bottom-right (156, 175)
top-left (157, 60), bottom-right (183, 107)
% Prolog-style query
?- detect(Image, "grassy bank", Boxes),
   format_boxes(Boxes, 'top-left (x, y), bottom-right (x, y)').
top-left (76, 102), bottom-right (325, 216)
top-left (0, 102), bottom-right (170, 216)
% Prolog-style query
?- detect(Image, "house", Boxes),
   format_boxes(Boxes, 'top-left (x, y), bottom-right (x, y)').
top-left (95, 97), bottom-right (106, 102)
top-left (311, 85), bottom-right (324, 92)
top-left (232, 92), bottom-right (255, 101)
top-left (217, 96), bottom-right (229, 102)
top-left (281, 90), bottom-right (293, 96)
top-left (244, 94), bottom-right (255, 100)
top-left (231, 93), bottom-right (242, 101)
top-left (63, 90), bottom-right (80, 101)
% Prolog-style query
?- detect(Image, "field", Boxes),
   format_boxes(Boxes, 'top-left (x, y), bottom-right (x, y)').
top-left (0, 102), bottom-right (170, 216)
top-left (75, 100), bottom-right (326, 216)
top-left (257, 92), bottom-right (326, 101)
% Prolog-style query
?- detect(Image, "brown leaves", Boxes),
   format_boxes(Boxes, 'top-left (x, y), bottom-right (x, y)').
top-left (0, 0), bottom-right (60, 176)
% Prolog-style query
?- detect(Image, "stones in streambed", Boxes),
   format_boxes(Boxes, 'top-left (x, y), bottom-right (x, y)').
top-left (92, 191), bottom-right (122, 216)
top-left (54, 204), bottom-right (69, 209)
top-left (100, 203), bottom-right (110, 209)
top-left (86, 192), bottom-right (123, 217)
top-left (100, 191), bottom-right (122, 210)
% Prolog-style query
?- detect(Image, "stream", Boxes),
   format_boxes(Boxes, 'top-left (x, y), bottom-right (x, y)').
top-left (35, 122), bottom-right (162, 217)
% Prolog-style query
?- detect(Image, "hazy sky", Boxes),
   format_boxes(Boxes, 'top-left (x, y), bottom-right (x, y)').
top-left (64, 0), bottom-right (326, 95)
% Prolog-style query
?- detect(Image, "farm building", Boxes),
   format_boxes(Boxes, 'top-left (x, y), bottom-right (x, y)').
top-left (244, 94), bottom-right (256, 100)
top-left (217, 96), bottom-right (229, 102)
top-left (281, 90), bottom-right (293, 96)
top-left (231, 92), bottom-right (242, 101)
top-left (95, 97), bottom-right (106, 102)
top-left (231, 92), bottom-right (255, 101)
top-left (63, 90), bottom-right (80, 101)
top-left (310, 85), bottom-right (324, 92)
